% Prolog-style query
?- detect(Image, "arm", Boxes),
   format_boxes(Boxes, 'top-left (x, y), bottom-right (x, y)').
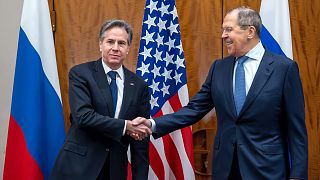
top-left (283, 62), bottom-right (308, 179)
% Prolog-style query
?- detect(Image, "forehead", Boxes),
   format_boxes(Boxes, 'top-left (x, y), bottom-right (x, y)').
top-left (103, 27), bottom-right (128, 39)
top-left (222, 11), bottom-right (238, 27)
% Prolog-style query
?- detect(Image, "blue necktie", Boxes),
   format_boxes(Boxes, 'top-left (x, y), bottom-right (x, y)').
top-left (234, 56), bottom-right (249, 115)
top-left (108, 71), bottom-right (118, 115)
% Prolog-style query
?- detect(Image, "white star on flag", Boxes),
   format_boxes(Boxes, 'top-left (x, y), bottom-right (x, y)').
top-left (136, 61), bottom-right (150, 76)
top-left (161, 82), bottom-right (170, 97)
top-left (139, 46), bottom-right (152, 61)
top-left (158, 2), bottom-right (169, 17)
top-left (164, 37), bottom-right (175, 50)
top-left (168, 21), bottom-right (179, 35)
top-left (157, 18), bottom-right (167, 32)
top-left (144, 15), bottom-right (157, 29)
top-left (155, 34), bottom-right (164, 47)
top-left (146, 0), bottom-right (158, 14)
top-left (142, 29), bottom-right (155, 45)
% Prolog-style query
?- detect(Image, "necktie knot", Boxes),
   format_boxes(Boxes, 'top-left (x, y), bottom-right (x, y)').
top-left (108, 71), bottom-right (117, 80)
top-left (237, 56), bottom-right (249, 65)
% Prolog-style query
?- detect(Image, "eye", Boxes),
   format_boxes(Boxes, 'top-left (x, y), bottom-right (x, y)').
top-left (221, 27), bottom-right (233, 34)
top-left (119, 41), bottom-right (127, 46)
top-left (106, 39), bottom-right (115, 45)
top-left (225, 27), bottom-right (233, 33)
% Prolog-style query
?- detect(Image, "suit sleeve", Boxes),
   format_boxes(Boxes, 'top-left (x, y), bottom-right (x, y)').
top-left (130, 83), bottom-right (150, 180)
top-left (69, 66), bottom-right (124, 142)
top-left (283, 62), bottom-right (308, 179)
top-left (153, 61), bottom-right (216, 138)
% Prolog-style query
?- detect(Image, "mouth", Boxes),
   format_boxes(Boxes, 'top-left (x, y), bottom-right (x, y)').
top-left (225, 40), bottom-right (233, 47)
top-left (110, 54), bottom-right (120, 58)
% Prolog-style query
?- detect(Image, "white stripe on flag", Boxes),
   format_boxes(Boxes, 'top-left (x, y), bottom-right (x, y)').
top-left (21, 0), bottom-right (62, 101)
top-left (178, 85), bottom-right (189, 106)
top-left (260, 0), bottom-right (293, 59)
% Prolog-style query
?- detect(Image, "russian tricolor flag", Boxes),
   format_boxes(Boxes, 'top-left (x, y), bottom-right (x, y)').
top-left (3, 0), bottom-right (65, 179)
top-left (260, 0), bottom-right (293, 58)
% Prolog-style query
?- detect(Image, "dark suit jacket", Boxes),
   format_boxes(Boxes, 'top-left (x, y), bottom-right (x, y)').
top-left (153, 50), bottom-right (308, 180)
top-left (50, 59), bottom-right (150, 180)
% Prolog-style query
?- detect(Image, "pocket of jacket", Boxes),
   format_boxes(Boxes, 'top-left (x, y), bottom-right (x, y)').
top-left (261, 144), bottom-right (283, 155)
top-left (63, 141), bottom-right (87, 156)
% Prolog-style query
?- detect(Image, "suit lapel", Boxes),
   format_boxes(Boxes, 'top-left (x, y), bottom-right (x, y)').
top-left (118, 67), bottom-right (135, 119)
top-left (239, 51), bottom-right (274, 116)
top-left (92, 59), bottom-right (114, 117)
top-left (224, 56), bottom-right (238, 118)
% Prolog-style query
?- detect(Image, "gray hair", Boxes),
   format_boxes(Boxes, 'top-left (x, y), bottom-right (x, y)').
top-left (99, 19), bottom-right (133, 45)
top-left (228, 6), bottom-right (262, 38)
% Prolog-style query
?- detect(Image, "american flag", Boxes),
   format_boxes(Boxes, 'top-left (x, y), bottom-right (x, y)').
top-left (136, 0), bottom-right (195, 179)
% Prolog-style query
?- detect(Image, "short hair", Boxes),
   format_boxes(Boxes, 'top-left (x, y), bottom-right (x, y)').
top-left (228, 6), bottom-right (262, 37)
top-left (99, 19), bottom-right (133, 45)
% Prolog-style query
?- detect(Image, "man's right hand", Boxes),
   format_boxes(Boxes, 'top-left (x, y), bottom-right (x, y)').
top-left (126, 117), bottom-right (152, 140)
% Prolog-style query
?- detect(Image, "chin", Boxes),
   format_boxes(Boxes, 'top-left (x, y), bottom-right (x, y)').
top-left (227, 50), bottom-right (235, 56)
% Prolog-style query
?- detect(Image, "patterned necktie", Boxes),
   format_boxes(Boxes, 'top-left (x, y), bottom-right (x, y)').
top-left (107, 71), bottom-right (118, 115)
top-left (234, 56), bottom-right (249, 115)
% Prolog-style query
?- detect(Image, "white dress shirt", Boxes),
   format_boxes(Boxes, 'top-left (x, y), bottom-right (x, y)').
top-left (233, 41), bottom-right (265, 95)
top-left (102, 61), bottom-right (126, 134)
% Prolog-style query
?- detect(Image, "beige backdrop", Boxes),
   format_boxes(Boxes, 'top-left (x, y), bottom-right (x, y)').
top-left (0, 0), bottom-right (23, 177)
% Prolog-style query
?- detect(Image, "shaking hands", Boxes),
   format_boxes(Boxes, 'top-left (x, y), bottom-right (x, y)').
top-left (126, 117), bottom-right (152, 140)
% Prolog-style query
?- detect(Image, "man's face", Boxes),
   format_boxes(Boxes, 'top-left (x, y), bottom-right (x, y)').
top-left (221, 11), bottom-right (250, 57)
top-left (99, 27), bottom-right (130, 69)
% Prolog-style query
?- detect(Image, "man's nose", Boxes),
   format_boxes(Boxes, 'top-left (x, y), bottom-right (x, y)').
top-left (221, 31), bottom-right (227, 39)
top-left (112, 42), bottom-right (120, 50)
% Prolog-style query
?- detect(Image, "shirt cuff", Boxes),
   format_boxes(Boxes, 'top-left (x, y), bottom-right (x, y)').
top-left (149, 118), bottom-right (156, 132)
top-left (122, 120), bottom-right (127, 136)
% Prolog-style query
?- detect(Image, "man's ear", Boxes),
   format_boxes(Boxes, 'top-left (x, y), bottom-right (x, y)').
top-left (99, 41), bottom-right (102, 51)
top-left (247, 26), bottom-right (256, 39)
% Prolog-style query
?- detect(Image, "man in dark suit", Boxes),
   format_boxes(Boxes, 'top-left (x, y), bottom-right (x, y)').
top-left (134, 6), bottom-right (308, 180)
top-left (50, 19), bottom-right (151, 180)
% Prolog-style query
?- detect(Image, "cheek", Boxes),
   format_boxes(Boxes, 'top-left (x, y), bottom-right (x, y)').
top-left (101, 46), bottom-right (111, 53)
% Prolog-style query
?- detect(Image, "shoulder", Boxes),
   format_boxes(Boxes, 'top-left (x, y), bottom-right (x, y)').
top-left (214, 56), bottom-right (234, 66)
top-left (209, 56), bottom-right (234, 71)
top-left (123, 66), bottom-right (148, 87)
top-left (70, 59), bottom-right (100, 74)
top-left (264, 50), bottom-right (296, 66)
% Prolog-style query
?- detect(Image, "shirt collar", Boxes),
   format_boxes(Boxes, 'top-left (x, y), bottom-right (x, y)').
top-left (101, 60), bottom-right (124, 80)
top-left (243, 41), bottom-right (265, 62)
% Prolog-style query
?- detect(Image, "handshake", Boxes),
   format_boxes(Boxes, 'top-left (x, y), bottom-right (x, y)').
top-left (126, 117), bottom-right (153, 140)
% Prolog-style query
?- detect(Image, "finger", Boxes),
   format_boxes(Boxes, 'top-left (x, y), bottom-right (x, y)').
top-left (132, 117), bottom-right (143, 126)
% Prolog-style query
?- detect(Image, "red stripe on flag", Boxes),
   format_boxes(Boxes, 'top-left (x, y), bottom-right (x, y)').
top-left (127, 162), bottom-right (132, 180)
top-left (181, 127), bottom-right (194, 167)
top-left (3, 115), bottom-right (44, 180)
top-left (162, 135), bottom-right (184, 180)
top-left (149, 142), bottom-right (165, 180)
top-left (168, 93), bottom-right (182, 112)
top-left (169, 93), bottom-right (195, 167)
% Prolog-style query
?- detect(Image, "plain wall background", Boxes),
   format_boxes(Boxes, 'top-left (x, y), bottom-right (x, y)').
top-left (0, 0), bottom-right (23, 177)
